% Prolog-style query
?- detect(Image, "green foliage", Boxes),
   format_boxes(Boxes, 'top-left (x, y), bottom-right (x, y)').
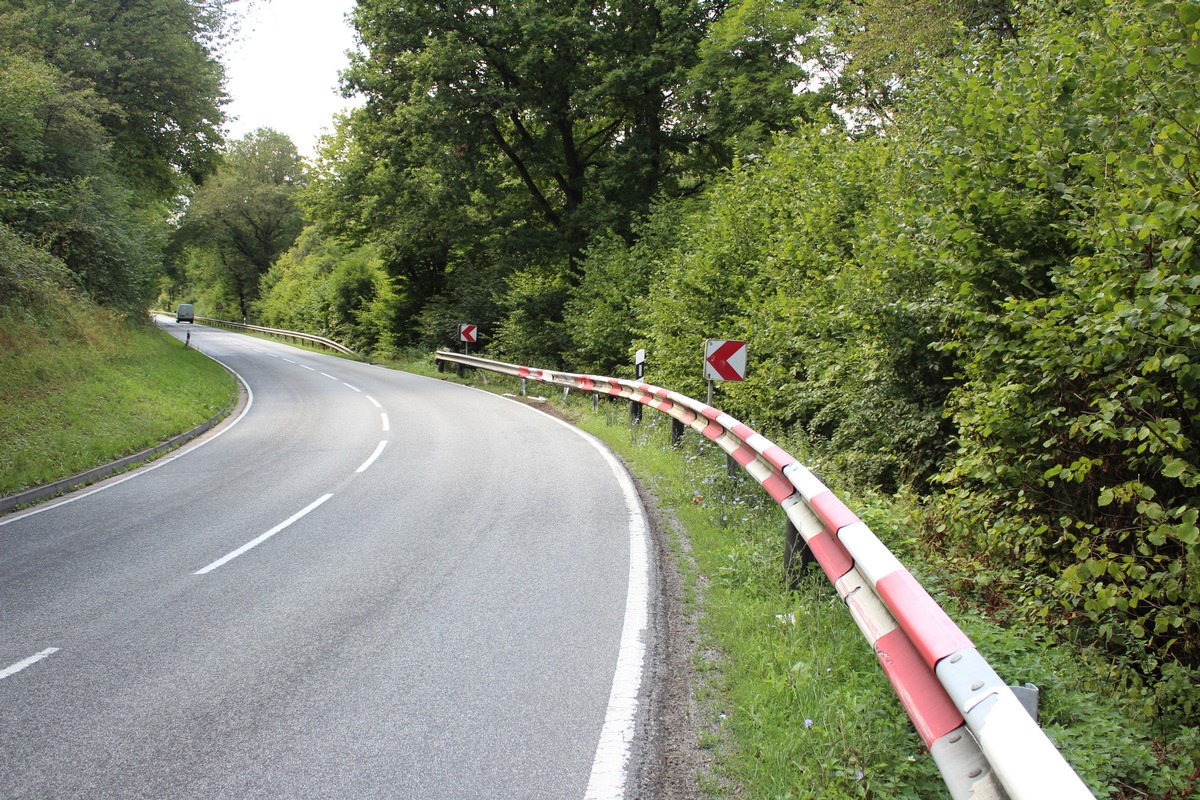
top-left (173, 129), bottom-right (306, 319)
top-left (254, 227), bottom-right (400, 358)
top-left (628, 128), bottom-right (950, 490)
top-left (915, 0), bottom-right (1200, 666)
top-left (319, 0), bottom-right (829, 346)
top-left (0, 224), bottom-right (76, 309)
top-left (0, 301), bottom-right (233, 495)
top-left (0, 0), bottom-right (229, 314)
top-left (0, 0), bottom-right (228, 194)
top-left (565, 200), bottom-right (691, 374)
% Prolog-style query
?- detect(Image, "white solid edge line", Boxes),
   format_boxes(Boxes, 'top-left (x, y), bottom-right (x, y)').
top-left (356, 440), bottom-right (389, 473)
top-left (1, 362), bottom-right (255, 528)
top-left (583, 440), bottom-right (649, 800)
top-left (492, 394), bottom-right (649, 800)
top-left (194, 494), bottom-right (333, 575)
top-left (0, 647), bottom-right (60, 680)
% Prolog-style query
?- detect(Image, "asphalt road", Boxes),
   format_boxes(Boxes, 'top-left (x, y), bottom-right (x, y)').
top-left (0, 320), bottom-right (653, 799)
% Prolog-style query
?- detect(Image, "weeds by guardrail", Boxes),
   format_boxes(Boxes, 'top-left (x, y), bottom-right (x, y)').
top-left (434, 349), bottom-right (1095, 800)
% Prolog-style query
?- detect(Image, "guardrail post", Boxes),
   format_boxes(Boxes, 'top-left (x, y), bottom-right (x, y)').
top-left (437, 358), bottom-right (445, 373)
top-left (671, 418), bottom-right (685, 446)
top-left (783, 518), bottom-right (815, 590)
top-left (631, 351), bottom-right (645, 425)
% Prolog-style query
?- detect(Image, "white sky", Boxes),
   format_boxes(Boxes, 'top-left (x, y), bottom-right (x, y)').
top-left (221, 0), bottom-right (362, 159)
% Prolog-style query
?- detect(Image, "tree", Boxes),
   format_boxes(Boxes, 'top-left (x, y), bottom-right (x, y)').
top-left (822, 0), bottom-right (1019, 123)
top-left (175, 129), bottom-right (306, 320)
top-left (0, 0), bottom-right (229, 196)
top-left (0, 0), bottom-right (230, 313)
top-left (319, 0), bottom-right (828, 358)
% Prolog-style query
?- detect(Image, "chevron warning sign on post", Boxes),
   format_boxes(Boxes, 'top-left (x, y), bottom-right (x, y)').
top-left (704, 339), bottom-right (747, 381)
top-left (459, 324), bottom-right (477, 343)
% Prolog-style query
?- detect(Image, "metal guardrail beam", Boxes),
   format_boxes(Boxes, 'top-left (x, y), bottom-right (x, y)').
top-left (434, 349), bottom-right (1096, 800)
top-left (196, 317), bottom-right (357, 355)
top-left (156, 311), bottom-right (357, 356)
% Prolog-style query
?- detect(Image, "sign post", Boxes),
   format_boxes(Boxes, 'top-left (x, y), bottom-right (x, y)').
top-left (458, 323), bottom-right (477, 354)
top-left (630, 348), bottom-right (646, 425)
top-left (703, 339), bottom-right (748, 476)
top-left (456, 324), bottom-right (477, 376)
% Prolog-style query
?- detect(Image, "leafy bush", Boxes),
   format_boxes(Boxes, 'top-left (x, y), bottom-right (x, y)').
top-left (914, 0), bottom-right (1200, 667)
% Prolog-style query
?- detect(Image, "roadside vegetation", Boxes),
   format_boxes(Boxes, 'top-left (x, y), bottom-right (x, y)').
top-left (0, 231), bottom-right (233, 497)
top-left (4, 0), bottom-right (1198, 796)
top-left (415, 359), bottom-right (1199, 798)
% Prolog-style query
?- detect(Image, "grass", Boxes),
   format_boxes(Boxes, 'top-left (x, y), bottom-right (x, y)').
top-left (397, 352), bottom-right (1200, 800)
top-left (0, 301), bottom-right (235, 496)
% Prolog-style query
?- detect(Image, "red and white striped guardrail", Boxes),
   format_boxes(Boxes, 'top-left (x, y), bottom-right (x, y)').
top-left (434, 350), bottom-right (1096, 800)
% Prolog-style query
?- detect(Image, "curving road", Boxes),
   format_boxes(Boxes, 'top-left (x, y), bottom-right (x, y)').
top-left (0, 320), bottom-right (653, 799)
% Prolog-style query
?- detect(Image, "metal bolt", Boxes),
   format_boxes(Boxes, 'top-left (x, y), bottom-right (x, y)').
top-left (950, 653), bottom-right (963, 664)
top-left (968, 768), bottom-right (983, 778)
top-left (971, 681), bottom-right (984, 691)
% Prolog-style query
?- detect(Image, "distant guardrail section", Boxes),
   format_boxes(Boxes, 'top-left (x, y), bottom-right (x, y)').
top-left (433, 349), bottom-right (1095, 800)
top-left (155, 311), bottom-right (357, 356)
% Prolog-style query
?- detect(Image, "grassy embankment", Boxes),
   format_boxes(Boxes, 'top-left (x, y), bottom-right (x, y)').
top-left (400, 352), bottom-right (1197, 800)
top-left (0, 301), bottom-right (235, 497)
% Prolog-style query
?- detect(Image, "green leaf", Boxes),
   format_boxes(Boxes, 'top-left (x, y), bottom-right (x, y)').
top-left (1163, 458), bottom-right (1188, 478)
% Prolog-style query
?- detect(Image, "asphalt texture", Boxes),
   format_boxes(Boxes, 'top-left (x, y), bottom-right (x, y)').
top-left (0, 321), bottom-right (653, 799)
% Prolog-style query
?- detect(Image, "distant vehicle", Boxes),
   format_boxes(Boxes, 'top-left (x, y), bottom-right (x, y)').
top-left (176, 303), bottom-right (195, 323)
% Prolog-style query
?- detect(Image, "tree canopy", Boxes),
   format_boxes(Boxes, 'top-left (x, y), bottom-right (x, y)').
top-left (172, 129), bottom-right (307, 319)
top-left (0, 0), bottom-right (229, 312)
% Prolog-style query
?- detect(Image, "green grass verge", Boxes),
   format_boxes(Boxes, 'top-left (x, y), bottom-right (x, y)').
top-left (1, 302), bottom-right (235, 496)
top-left (405, 357), bottom-right (1198, 799)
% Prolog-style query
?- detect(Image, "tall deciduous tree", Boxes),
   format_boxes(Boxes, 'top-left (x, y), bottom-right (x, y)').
top-left (0, 0), bottom-right (229, 196)
top-left (319, 0), bottom-right (825, 355)
top-left (175, 129), bottom-right (306, 319)
top-left (0, 0), bottom-right (229, 312)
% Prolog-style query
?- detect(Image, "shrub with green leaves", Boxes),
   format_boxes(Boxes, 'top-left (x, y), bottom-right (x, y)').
top-left (916, 0), bottom-right (1200, 667)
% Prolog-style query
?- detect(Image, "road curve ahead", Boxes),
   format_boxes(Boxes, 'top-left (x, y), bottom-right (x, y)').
top-left (0, 320), bottom-right (653, 799)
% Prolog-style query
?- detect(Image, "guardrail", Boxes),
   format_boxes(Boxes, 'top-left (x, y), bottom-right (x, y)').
top-left (156, 311), bottom-right (357, 356)
top-left (434, 349), bottom-right (1095, 800)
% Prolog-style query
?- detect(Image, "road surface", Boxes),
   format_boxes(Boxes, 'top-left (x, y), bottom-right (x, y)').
top-left (0, 320), bottom-right (653, 799)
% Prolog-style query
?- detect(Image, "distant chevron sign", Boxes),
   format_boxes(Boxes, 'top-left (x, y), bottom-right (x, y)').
top-left (704, 339), bottom-right (747, 381)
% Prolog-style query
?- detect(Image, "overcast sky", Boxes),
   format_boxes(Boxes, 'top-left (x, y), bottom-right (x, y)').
top-left (221, 0), bottom-right (362, 159)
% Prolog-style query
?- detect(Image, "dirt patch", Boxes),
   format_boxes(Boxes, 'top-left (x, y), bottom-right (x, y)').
top-left (625, 470), bottom-right (728, 799)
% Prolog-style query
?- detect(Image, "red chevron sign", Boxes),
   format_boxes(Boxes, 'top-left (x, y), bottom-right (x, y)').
top-left (459, 324), bottom-right (477, 343)
top-left (704, 339), bottom-right (747, 381)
